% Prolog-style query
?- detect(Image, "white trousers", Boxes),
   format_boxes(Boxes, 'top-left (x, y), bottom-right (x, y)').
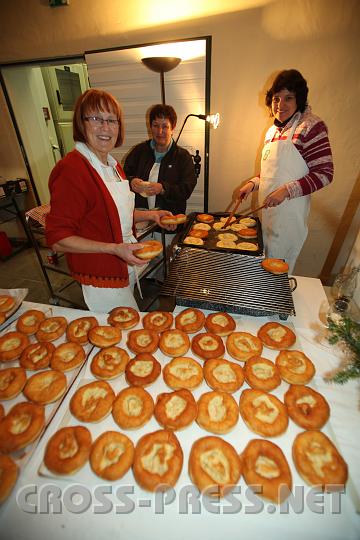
top-left (82, 270), bottom-right (138, 313)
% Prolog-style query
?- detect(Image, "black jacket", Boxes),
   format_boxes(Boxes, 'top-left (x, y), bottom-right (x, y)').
top-left (123, 140), bottom-right (197, 215)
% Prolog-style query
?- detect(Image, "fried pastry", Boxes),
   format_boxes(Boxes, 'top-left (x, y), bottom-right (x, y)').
top-left (213, 222), bottom-right (230, 231)
top-left (0, 331), bottom-right (29, 362)
top-left (126, 329), bottom-right (159, 354)
top-left (35, 316), bottom-right (67, 342)
top-left (88, 325), bottom-right (122, 348)
top-left (276, 350), bottom-right (315, 384)
top-left (257, 322), bottom-right (296, 350)
top-left (205, 312), bottom-right (236, 336)
top-left (241, 439), bottom-right (292, 503)
top-left (216, 240), bottom-right (237, 249)
top-left (183, 236), bottom-right (204, 246)
top-left (16, 309), bottom-right (45, 335)
top-left (125, 353), bottom-right (161, 387)
top-left (197, 214), bottom-right (214, 224)
top-left (44, 426), bottom-right (92, 475)
top-left (66, 316), bottom-right (98, 345)
top-left (192, 223), bottom-right (211, 231)
top-left (0, 367), bottom-right (26, 400)
top-left (239, 217), bottom-right (256, 227)
top-left (134, 240), bottom-right (163, 260)
top-left (226, 331), bottom-right (263, 362)
top-left (203, 358), bottom-right (244, 393)
top-left (196, 390), bottom-right (239, 434)
top-left (236, 242), bottom-right (258, 251)
top-left (133, 429), bottom-right (183, 492)
top-left (238, 227), bottom-right (257, 239)
top-left (91, 346), bottom-right (129, 380)
top-left (50, 342), bottom-right (85, 371)
top-left (191, 332), bottom-right (225, 361)
top-left (90, 431), bottom-right (134, 481)
top-left (188, 228), bottom-right (209, 239)
top-left (239, 389), bottom-right (288, 437)
top-left (0, 401), bottom-right (45, 453)
top-left (154, 389), bottom-right (197, 431)
top-left (143, 311), bottom-right (173, 333)
top-left (0, 454), bottom-right (18, 503)
top-left (23, 370), bottom-right (67, 404)
top-left (163, 357), bottom-right (203, 390)
top-left (175, 308), bottom-right (205, 334)
top-left (244, 356), bottom-right (281, 392)
top-left (112, 386), bottom-right (154, 429)
top-left (230, 223), bottom-right (247, 232)
top-left (292, 430), bottom-right (348, 491)
top-left (284, 385), bottom-right (330, 429)
top-left (70, 380), bottom-right (115, 422)
top-left (261, 258), bottom-right (289, 275)
top-left (189, 436), bottom-right (241, 498)
top-left (159, 329), bottom-right (190, 357)
top-left (19, 342), bottom-right (54, 371)
top-left (217, 233), bottom-right (238, 242)
top-left (107, 306), bottom-right (140, 330)
top-left (0, 295), bottom-right (15, 313)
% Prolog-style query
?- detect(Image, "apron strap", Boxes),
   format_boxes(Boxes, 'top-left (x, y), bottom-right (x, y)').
top-left (286, 112), bottom-right (301, 141)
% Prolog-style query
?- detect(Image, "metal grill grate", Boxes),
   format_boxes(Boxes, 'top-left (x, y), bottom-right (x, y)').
top-left (160, 247), bottom-right (296, 320)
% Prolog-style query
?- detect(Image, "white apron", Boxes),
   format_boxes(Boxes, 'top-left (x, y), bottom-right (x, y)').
top-left (258, 112), bottom-right (310, 273)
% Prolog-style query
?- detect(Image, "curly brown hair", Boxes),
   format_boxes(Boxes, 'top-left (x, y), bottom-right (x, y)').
top-left (265, 69), bottom-right (308, 114)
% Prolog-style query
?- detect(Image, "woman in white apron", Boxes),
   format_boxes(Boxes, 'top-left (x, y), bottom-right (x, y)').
top-left (236, 69), bottom-right (334, 273)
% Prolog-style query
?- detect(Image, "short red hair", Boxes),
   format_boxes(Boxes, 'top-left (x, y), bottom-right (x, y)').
top-left (73, 88), bottom-right (124, 147)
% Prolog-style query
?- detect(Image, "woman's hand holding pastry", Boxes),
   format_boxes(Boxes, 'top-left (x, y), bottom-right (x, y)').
top-left (151, 210), bottom-right (177, 231)
top-left (113, 243), bottom-right (148, 265)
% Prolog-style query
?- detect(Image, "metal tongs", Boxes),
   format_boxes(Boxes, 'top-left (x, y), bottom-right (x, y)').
top-left (223, 195), bottom-right (265, 228)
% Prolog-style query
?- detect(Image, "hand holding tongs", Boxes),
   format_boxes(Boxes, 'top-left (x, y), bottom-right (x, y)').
top-left (223, 196), bottom-right (265, 228)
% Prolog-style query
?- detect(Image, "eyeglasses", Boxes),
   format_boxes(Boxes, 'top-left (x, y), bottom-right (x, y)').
top-left (83, 116), bottom-right (120, 128)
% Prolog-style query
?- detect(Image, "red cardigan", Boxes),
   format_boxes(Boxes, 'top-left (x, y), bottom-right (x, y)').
top-left (45, 149), bottom-right (131, 288)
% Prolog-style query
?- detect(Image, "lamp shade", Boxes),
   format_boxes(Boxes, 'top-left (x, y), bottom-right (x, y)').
top-left (141, 57), bottom-right (181, 74)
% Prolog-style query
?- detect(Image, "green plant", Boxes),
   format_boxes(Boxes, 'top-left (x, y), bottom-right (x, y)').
top-left (326, 315), bottom-right (360, 383)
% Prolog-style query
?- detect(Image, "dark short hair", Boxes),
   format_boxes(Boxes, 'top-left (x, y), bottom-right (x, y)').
top-left (149, 104), bottom-right (177, 129)
top-left (265, 69), bottom-right (309, 114)
top-left (73, 88), bottom-right (124, 147)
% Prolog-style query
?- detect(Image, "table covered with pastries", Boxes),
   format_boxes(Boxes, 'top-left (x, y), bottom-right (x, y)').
top-left (0, 276), bottom-right (359, 540)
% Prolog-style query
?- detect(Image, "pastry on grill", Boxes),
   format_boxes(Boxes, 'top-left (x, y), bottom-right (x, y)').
top-left (23, 370), bottom-right (67, 405)
top-left (143, 311), bottom-right (173, 333)
top-left (175, 308), bottom-right (205, 334)
top-left (197, 213), bottom-right (214, 224)
top-left (261, 258), bottom-right (289, 275)
top-left (20, 342), bottom-right (55, 370)
top-left (159, 329), bottom-right (190, 357)
top-left (0, 295), bottom-right (15, 313)
top-left (125, 353), bottom-right (161, 387)
top-left (292, 430), bottom-right (348, 491)
top-left (236, 242), bottom-right (258, 251)
top-left (90, 431), bottom-right (134, 481)
top-left (284, 384), bottom-right (330, 429)
top-left (241, 439), bottom-right (292, 503)
top-left (16, 309), bottom-right (46, 335)
top-left (0, 401), bottom-right (45, 453)
top-left (154, 388), bottom-right (197, 431)
top-left (0, 454), bottom-right (18, 503)
top-left (189, 436), bottom-right (242, 498)
top-left (91, 346), bottom-right (129, 380)
top-left (230, 223), bottom-right (247, 232)
top-left (275, 350), bottom-right (315, 384)
top-left (183, 236), bottom-right (204, 246)
top-left (66, 316), bottom-right (98, 345)
top-left (133, 429), bottom-right (183, 492)
top-left (213, 222), bottom-right (230, 231)
top-left (216, 240), bottom-right (237, 249)
top-left (107, 306), bottom-right (140, 330)
top-left (112, 386), bottom-right (154, 429)
top-left (88, 325), bottom-right (122, 348)
top-left (50, 342), bottom-right (86, 371)
top-left (226, 332), bottom-right (263, 362)
top-left (203, 358), bottom-right (244, 393)
top-left (188, 228), bottom-right (209, 239)
top-left (239, 217), bottom-right (256, 227)
top-left (205, 312), bottom-right (236, 337)
top-left (217, 233), bottom-right (238, 242)
top-left (44, 426), bottom-right (92, 475)
top-left (0, 331), bottom-right (29, 362)
top-left (126, 329), bottom-right (159, 354)
top-left (163, 357), bottom-right (203, 390)
top-left (192, 223), bottom-right (211, 231)
top-left (238, 227), bottom-right (257, 239)
top-left (35, 316), bottom-right (67, 342)
top-left (191, 332), bottom-right (225, 361)
top-left (239, 389), bottom-right (288, 437)
top-left (257, 322), bottom-right (296, 350)
top-left (244, 356), bottom-right (281, 392)
top-left (0, 367), bottom-right (26, 400)
top-left (70, 380), bottom-right (115, 423)
top-left (196, 390), bottom-right (239, 434)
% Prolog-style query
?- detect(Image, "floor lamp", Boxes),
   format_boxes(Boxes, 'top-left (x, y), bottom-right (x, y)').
top-left (141, 57), bottom-right (181, 104)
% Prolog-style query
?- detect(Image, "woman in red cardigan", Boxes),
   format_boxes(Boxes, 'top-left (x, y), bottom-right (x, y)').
top-left (46, 89), bottom-right (175, 312)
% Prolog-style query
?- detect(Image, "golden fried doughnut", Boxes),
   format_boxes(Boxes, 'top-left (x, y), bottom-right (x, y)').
top-left (213, 222), bottom-right (230, 231)
top-left (239, 389), bottom-right (288, 437)
top-left (196, 390), bottom-right (239, 434)
top-left (44, 426), bottom-right (92, 475)
top-left (217, 240), bottom-right (237, 248)
top-left (275, 350), bottom-right (315, 384)
top-left (35, 316), bottom-right (67, 342)
top-left (183, 236), bottom-right (204, 246)
top-left (197, 213), bottom-right (214, 224)
top-left (0, 401), bottom-right (45, 453)
top-left (236, 242), bottom-right (258, 251)
top-left (238, 227), bottom-right (257, 238)
top-left (220, 216), bottom-right (236, 224)
top-left (284, 384), bottom-right (330, 429)
top-left (244, 356), bottom-right (281, 392)
top-left (0, 367), bottom-right (26, 400)
top-left (0, 295), bottom-right (15, 313)
top-left (154, 389), bottom-right (197, 431)
top-left (66, 316), bottom-right (98, 345)
top-left (292, 430), bottom-right (348, 491)
top-left (261, 258), bottom-right (289, 275)
top-left (159, 329), bottom-right (190, 357)
top-left (226, 332), bottom-right (263, 362)
top-left (70, 380), bottom-right (115, 423)
top-left (143, 311), bottom-right (173, 333)
top-left (134, 240), bottom-right (163, 260)
top-left (107, 307), bottom-right (140, 330)
top-left (0, 331), bottom-right (29, 362)
top-left (191, 332), bottom-right (225, 361)
top-left (0, 454), bottom-right (18, 503)
top-left (126, 329), bottom-right (159, 354)
top-left (50, 342), bottom-right (86, 372)
top-left (160, 214), bottom-right (187, 225)
top-left (205, 312), bottom-right (236, 336)
top-left (257, 322), bottom-right (296, 350)
top-left (19, 342), bottom-right (54, 371)
top-left (189, 436), bottom-right (241, 498)
top-left (16, 310), bottom-right (46, 335)
top-left (241, 439), bottom-right (292, 503)
top-left (133, 429), bottom-right (183, 492)
top-left (90, 431), bottom-right (134, 481)
top-left (188, 228), bottom-right (209, 239)
top-left (203, 358), bottom-right (244, 393)
top-left (217, 233), bottom-right (238, 242)
top-left (192, 223), bottom-right (211, 231)
top-left (239, 217), bottom-right (256, 227)
top-left (112, 386), bottom-right (154, 429)
top-left (163, 357), bottom-right (203, 390)
top-left (125, 353), bottom-right (161, 387)
top-left (175, 308), bottom-right (205, 334)
top-left (23, 370), bottom-right (67, 404)
top-left (88, 325), bottom-right (122, 348)
top-left (91, 346), bottom-right (129, 380)
top-left (230, 223), bottom-right (247, 232)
